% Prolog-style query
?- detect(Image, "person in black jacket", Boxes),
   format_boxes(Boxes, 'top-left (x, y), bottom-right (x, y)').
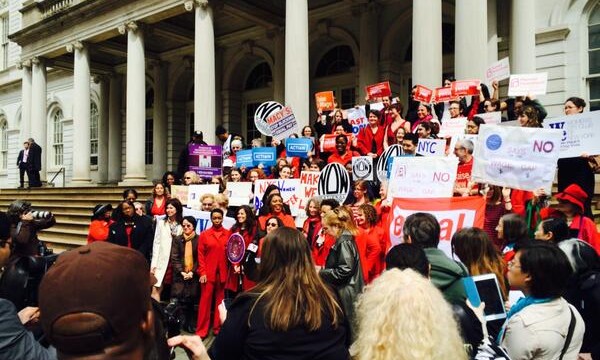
top-left (108, 200), bottom-right (154, 263)
top-left (26, 138), bottom-right (42, 188)
top-left (16, 141), bottom-right (31, 189)
top-left (177, 131), bottom-right (207, 179)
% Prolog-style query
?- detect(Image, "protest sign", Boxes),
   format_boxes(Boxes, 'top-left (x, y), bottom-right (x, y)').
top-left (508, 73), bottom-right (548, 96)
top-left (451, 80), bottom-right (480, 97)
top-left (267, 106), bottom-right (299, 140)
top-left (295, 171), bottom-right (320, 227)
top-left (377, 144), bottom-right (403, 182)
top-left (387, 156), bottom-right (458, 199)
top-left (433, 87), bottom-right (456, 103)
top-left (486, 57), bottom-right (510, 83)
top-left (254, 179), bottom-right (301, 216)
top-left (365, 81), bottom-right (391, 100)
top-left (315, 91), bottom-right (335, 111)
top-left (188, 144), bottom-right (222, 177)
top-left (472, 125), bottom-right (562, 191)
top-left (417, 138), bottom-right (446, 157)
top-left (413, 85), bottom-right (433, 103)
top-left (252, 147), bottom-right (277, 167)
top-left (476, 111), bottom-right (501, 125)
top-left (254, 101), bottom-right (283, 136)
top-left (387, 196), bottom-right (486, 257)
top-left (170, 185), bottom-right (189, 206)
top-left (320, 133), bottom-right (351, 153)
top-left (226, 182), bottom-right (253, 207)
top-left (187, 184), bottom-right (220, 209)
top-left (182, 208), bottom-right (235, 233)
top-left (285, 138), bottom-right (314, 158)
top-left (347, 107), bottom-right (368, 135)
top-left (235, 149), bottom-right (253, 168)
top-left (438, 117), bottom-right (467, 138)
top-left (543, 110), bottom-right (600, 159)
top-left (318, 163), bottom-right (351, 204)
top-left (352, 156), bottom-right (374, 180)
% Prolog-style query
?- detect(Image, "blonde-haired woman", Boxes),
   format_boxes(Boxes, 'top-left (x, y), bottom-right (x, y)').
top-left (319, 206), bottom-right (363, 336)
top-left (182, 170), bottom-right (201, 185)
top-left (351, 268), bottom-right (468, 360)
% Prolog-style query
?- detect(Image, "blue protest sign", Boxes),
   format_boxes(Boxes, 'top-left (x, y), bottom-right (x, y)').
top-left (235, 149), bottom-right (254, 168)
top-left (252, 147), bottom-right (277, 167)
top-left (285, 138), bottom-right (313, 158)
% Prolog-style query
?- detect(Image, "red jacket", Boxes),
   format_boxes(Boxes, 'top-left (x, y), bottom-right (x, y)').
top-left (355, 227), bottom-right (382, 283)
top-left (312, 229), bottom-right (336, 267)
top-left (87, 219), bottom-right (113, 243)
top-left (197, 226), bottom-right (231, 283)
top-left (356, 125), bottom-right (385, 156)
top-left (570, 214), bottom-right (600, 254)
top-left (328, 151), bottom-right (359, 166)
top-left (258, 212), bottom-right (296, 231)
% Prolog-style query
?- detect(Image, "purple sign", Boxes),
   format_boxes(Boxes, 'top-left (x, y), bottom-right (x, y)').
top-left (226, 233), bottom-right (246, 264)
top-left (188, 144), bottom-right (223, 177)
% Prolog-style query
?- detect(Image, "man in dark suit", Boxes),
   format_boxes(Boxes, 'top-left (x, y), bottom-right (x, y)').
top-left (27, 138), bottom-right (42, 187)
top-left (16, 141), bottom-right (30, 188)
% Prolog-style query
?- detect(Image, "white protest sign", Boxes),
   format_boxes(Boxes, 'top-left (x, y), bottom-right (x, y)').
top-left (543, 110), bottom-right (600, 159)
top-left (472, 125), bottom-right (561, 191)
top-left (387, 157), bottom-right (458, 198)
top-left (182, 208), bottom-right (235, 233)
top-left (253, 179), bottom-right (301, 216)
top-left (318, 163), bottom-right (351, 204)
top-left (508, 73), bottom-right (548, 97)
top-left (439, 117), bottom-right (467, 138)
top-left (226, 182), bottom-right (253, 207)
top-left (267, 106), bottom-right (299, 140)
top-left (347, 107), bottom-right (367, 135)
top-left (295, 171), bottom-right (320, 227)
top-left (352, 156), bottom-right (374, 180)
top-left (254, 101), bottom-right (282, 136)
top-left (377, 144), bottom-right (403, 181)
top-left (486, 57), bottom-right (510, 83)
top-left (417, 138), bottom-right (446, 157)
top-left (187, 184), bottom-right (219, 209)
top-left (170, 185), bottom-right (189, 206)
top-left (476, 111), bottom-right (501, 125)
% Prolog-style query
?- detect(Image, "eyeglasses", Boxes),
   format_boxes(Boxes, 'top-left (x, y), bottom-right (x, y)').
top-left (182, 224), bottom-right (195, 228)
top-left (266, 222), bottom-right (278, 227)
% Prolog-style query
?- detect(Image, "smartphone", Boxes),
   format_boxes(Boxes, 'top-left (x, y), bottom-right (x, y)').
top-left (464, 274), bottom-right (507, 321)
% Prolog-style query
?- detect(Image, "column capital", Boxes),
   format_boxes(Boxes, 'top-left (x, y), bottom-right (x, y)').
top-left (30, 57), bottom-right (45, 66)
top-left (118, 21), bottom-right (142, 35)
top-left (184, 0), bottom-right (209, 12)
top-left (17, 59), bottom-right (32, 69)
top-left (66, 41), bottom-right (85, 53)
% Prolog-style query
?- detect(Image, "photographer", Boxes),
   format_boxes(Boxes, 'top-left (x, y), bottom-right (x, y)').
top-left (7, 200), bottom-right (55, 260)
top-left (0, 211), bottom-right (57, 359)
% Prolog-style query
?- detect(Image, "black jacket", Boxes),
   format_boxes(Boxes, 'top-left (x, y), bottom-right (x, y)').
top-left (108, 215), bottom-right (154, 263)
top-left (28, 143), bottom-right (42, 172)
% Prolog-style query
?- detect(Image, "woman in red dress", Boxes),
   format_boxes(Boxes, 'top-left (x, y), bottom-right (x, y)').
top-left (145, 182), bottom-right (168, 217)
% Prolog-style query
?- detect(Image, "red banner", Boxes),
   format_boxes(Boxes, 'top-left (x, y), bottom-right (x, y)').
top-left (433, 87), bottom-right (456, 103)
top-left (315, 91), bottom-right (335, 111)
top-left (413, 85), bottom-right (433, 103)
top-left (320, 133), bottom-right (352, 153)
top-left (451, 80), bottom-right (480, 97)
top-left (365, 81), bottom-right (392, 100)
top-left (387, 196), bottom-right (486, 257)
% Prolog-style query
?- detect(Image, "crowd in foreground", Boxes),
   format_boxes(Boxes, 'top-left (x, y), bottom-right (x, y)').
top-left (1, 82), bottom-right (600, 359)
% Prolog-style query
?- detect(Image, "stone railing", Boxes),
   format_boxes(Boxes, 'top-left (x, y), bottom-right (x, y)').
top-left (19, 0), bottom-right (90, 28)
top-left (39, 0), bottom-right (75, 19)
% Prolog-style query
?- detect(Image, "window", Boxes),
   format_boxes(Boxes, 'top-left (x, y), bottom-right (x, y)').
top-left (0, 118), bottom-right (7, 170)
top-left (90, 102), bottom-right (99, 166)
top-left (52, 109), bottom-right (64, 166)
top-left (590, 4), bottom-right (600, 111)
top-left (145, 118), bottom-right (153, 165)
top-left (315, 45), bottom-right (355, 78)
top-left (0, 15), bottom-right (8, 70)
top-left (246, 102), bottom-right (262, 143)
top-left (245, 62), bottom-right (272, 90)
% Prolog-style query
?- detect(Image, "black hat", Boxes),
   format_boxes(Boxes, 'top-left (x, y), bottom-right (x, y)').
top-left (92, 204), bottom-right (113, 220)
top-left (192, 131), bottom-right (203, 138)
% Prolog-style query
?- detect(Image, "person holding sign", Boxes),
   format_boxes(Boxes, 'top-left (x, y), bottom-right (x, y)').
top-left (453, 139), bottom-right (478, 197)
top-left (225, 205), bottom-right (258, 296)
top-left (411, 104), bottom-right (434, 132)
top-left (328, 134), bottom-right (359, 166)
top-left (355, 110), bottom-right (385, 159)
top-left (257, 193), bottom-right (295, 231)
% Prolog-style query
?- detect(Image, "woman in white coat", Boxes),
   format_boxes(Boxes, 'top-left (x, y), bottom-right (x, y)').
top-left (151, 198), bottom-right (183, 301)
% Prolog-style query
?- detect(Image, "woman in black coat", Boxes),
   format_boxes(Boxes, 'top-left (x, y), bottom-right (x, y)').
top-left (108, 200), bottom-right (154, 263)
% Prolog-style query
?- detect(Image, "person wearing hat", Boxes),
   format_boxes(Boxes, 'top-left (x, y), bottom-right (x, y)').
top-left (38, 241), bottom-right (163, 359)
top-left (177, 131), bottom-right (208, 178)
top-left (555, 183), bottom-right (600, 254)
top-left (87, 204), bottom-right (113, 243)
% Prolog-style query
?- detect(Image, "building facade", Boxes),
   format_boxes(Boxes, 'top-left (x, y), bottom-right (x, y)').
top-left (0, 0), bottom-right (596, 187)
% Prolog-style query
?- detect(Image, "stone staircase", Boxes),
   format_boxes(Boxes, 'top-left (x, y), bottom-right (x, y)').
top-left (0, 186), bottom-right (153, 253)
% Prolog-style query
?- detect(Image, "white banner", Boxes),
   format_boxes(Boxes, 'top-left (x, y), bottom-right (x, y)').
top-left (253, 179), bottom-right (301, 216)
top-left (476, 111), bottom-right (501, 125)
top-left (352, 156), bottom-right (374, 180)
top-left (472, 125), bottom-right (561, 191)
top-left (508, 73), bottom-right (548, 97)
top-left (387, 157), bottom-right (459, 198)
top-left (226, 182), bottom-right (253, 207)
top-left (543, 110), bottom-right (600, 158)
top-left (295, 171), bottom-right (320, 227)
top-left (486, 57), bottom-right (511, 83)
top-left (439, 117), bottom-right (467, 138)
top-left (187, 184), bottom-right (220, 209)
top-left (417, 138), bottom-right (446, 157)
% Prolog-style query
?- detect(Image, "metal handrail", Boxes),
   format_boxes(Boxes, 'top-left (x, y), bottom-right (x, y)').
top-left (48, 167), bottom-right (65, 187)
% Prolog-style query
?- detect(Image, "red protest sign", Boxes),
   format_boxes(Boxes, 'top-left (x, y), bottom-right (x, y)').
top-left (433, 87), bottom-right (456, 103)
top-left (365, 81), bottom-right (392, 100)
top-left (320, 133), bottom-right (352, 153)
top-left (315, 91), bottom-right (335, 111)
top-left (451, 80), bottom-right (480, 97)
top-left (413, 85), bottom-right (433, 103)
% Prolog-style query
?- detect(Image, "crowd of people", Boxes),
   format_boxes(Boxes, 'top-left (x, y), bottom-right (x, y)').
top-left (1, 79), bottom-right (600, 360)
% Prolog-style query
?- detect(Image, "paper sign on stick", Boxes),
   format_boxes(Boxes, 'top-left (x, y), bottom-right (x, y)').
top-left (226, 182), bottom-right (253, 207)
top-left (235, 149), bottom-right (253, 168)
top-left (486, 57), bottom-right (511, 83)
top-left (188, 145), bottom-right (222, 177)
top-left (295, 171), bottom-right (320, 227)
top-left (254, 101), bottom-right (283, 136)
top-left (476, 112), bottom-right (502, 125)
top-left (387, 157), bottom-right (458, 199)
top-left (347, 107), bottom-right (367, 135)
top-left (508, 73), bottom-right (548, 97)
top-left (315, 91), bottom-right (335, 111)
top-left (417, 139), bottom-right (446, 157)
top-left (285, 138), bottom-right (314, 158)
top-left (252, 147), bottom-right (277, 167)
top-left (365, 81), bottom-right (392, 100)
top-left (170, 185), bottom-right (189, 206)
top-left (439, 117), bottom-right (467, 138)
top-left (318, 163), bottom-right (351, 204)
top-left (413, 85), bottom-right (433, 103)
top-left (543, 110), bottom-right (600, 159)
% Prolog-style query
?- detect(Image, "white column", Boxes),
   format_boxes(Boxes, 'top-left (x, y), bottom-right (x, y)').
top-left (272, 28), bottom-right (285, 103)
top-left (412, 0), bottom-right (442, 88)
top-left (97, 76), bottom-right (109, 184)
top-left (19, 62), bottom-right (32, 139)
top-left (510, 0), bottom-right (536, 74)
top-left (186, 0), bottom-right (216, 145)
top-left (455, 0), bottom-right (488, 81)
top-left (487, 0), bottom-right (498, 65)
top-left (285, 0), bottom-right (309, 129)
top-left (68, 41), bottom-right (92, 184)
top-left (152, 61), bottom-right (167, 180)
top-left (108, 74), bottom-right (122, 183)
top-left (119, 22), bottom-right (148, 184)
top-left (359, 3), bottom-right (379, 100)
top-left (30, 57), bottom-right (47, 183)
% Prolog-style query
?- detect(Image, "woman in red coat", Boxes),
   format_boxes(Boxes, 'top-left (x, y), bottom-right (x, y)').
top-left (196, 209), bottom-right (231, 338)
top-left (87, 204), bottom-right (113, 243)
top-left (355, 109), bottom-right (385, 158)
top-left (354, 204), bottom-right (382, 283)
top-left (257, 193), bottom-right (296, 231)
top-left (226, 205), bottom-right (258, 294)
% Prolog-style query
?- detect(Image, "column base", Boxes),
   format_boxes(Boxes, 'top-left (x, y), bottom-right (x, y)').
top-left (70, 179), bottom-right (92, 186)
top-left (119, 177), bottom-right (152, 187)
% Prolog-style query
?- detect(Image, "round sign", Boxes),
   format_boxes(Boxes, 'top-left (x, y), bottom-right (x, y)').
top-left (353, 157), bottom-right (372, 180)
top-left (485, 134), bottom-right (502, 151)
top-left (376, 144), bottom-right (402, 182)
top-left (317, 163), bottom-right (350, 204)
top-left (226, 233), bottom-right (246, 264)
top-left (254, 101), bottom-right (283, 136)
